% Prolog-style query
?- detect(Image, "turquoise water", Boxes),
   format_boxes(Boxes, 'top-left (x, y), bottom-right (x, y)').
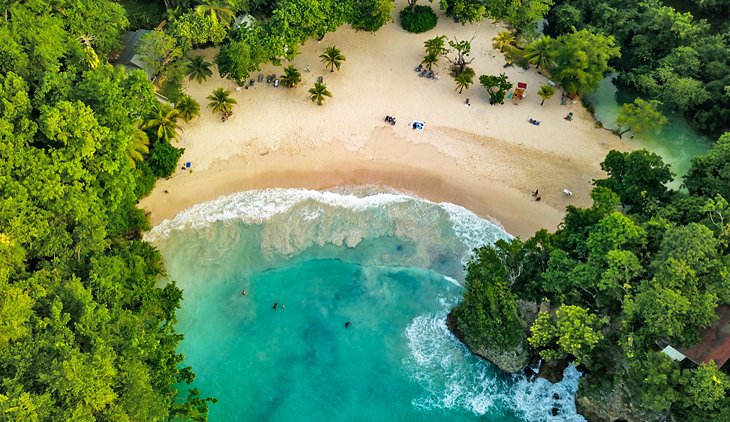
top-left (584, 76), bottom-right (711, 183)
top-left (149, 188), bottom-right (585, 421)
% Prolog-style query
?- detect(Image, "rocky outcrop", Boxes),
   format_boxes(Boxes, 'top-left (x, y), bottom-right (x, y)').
top-left (447, 310), bottom-right (530, 373)
top-left (575, 380), bottom-right (666, 422)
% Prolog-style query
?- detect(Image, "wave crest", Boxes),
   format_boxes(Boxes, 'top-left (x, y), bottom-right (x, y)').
top-left (146, 188), bottom-right (511, 266)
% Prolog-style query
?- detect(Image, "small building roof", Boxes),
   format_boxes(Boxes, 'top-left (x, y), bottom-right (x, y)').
top-left (677, 305), bottom-right (730, 368)
top-left (661, 345), bottom-right (687, 361)
top-left (114, 29), bottom-right (154, 79)
top-left (233, 14), bottom-right (256, 30)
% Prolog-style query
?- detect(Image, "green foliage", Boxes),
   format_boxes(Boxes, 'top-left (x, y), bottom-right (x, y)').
top-left (627, 351), bottom-right (681, 412)
top-left (0, 17), bottom-right (208, 414)
top-left (170, 11), bottom-right (229, 50)
top-left (215, 22), bottom-right (273, 85)
top-left (675, 363), bottom-right (730, 421)
top-left (137, 30), bottom-right (183, 80)
top-left (479, 73), bottom-right (513, 105)
top-left (439, 0), bottom-right (486, 24)
top-left (270, 0), bottom-right (352, 49)
top-left (423, 35), bottom-right (448, 70)
top-left (492, 31), bottom-right (515, 52)
top-left (595, 149), bottom-right (674, 213)
top-left (186, 55), bottom-right (214, 83)
top-left (118, 0), bottom-right (166, 30)
top-left (453, 67), bottom-right (475, 94)
top-left (524, 35), bottom-right (553, 70)
top-left (685, 133), bottom-right (730, 199)
top-left (196, 0), bottom-right (237, 29)
top-left (207, 87), bottom-right (237, 116)
top-left (281, 65), bottom-right (302, 88)
top-left (546, 0), bottom-right (729, 137)
top-left (144, 102), bottom-right (182, 143)
top-left (547, 29), bottom-right (620, 95)
top-left (441, 0), bottom-right (552, 33)
top-left (149, 140), bottom-right (185, 178)
top-left (537, 84), bottom-right (555, 106)
top-left (399, 5), bottom-right (438, 33)
top-left (349, 0), bottom-right (394, 32)
top-left (175, 95), bottom-right (201, 123)
top-left (529, 306), bottom-right (606, 366)
top-left (452, 240), bottom-right (528, 350)
top-left (455, 137), bottom-right (730, 419)
top-left (616, 98), bottom-right (668, 138)
top-left (126, 128), bottom-right (150, 168)
top-left (308, 82), bottom-right (332, 106)
top-left (319, 46), bottom-right (347, 72)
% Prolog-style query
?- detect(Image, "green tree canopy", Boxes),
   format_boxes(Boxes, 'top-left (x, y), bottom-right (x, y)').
top-left (479, 73), bottom-right (512, 105)
top-left (548, 29), bottom-right (620, 95)
top-left (685, 133), bottom-right (730, 199)
top-left (615, 98), bottom-right (668, 138)
top-left (529, 305), bottom-right (607, 366)
top-left (595, 149), bottom-right (674, 213)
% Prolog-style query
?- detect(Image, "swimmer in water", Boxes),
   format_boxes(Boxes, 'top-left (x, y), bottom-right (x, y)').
top-left (273, 301), bottom-right (278, 310)
top-left (241, 290), bottom-right (247, 296)
top-left (345, 321), bottom-right (351, 328)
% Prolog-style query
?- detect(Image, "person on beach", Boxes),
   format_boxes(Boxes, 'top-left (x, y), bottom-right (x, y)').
top-left (532, 189), bottom-right (539, 197)
top-left (345, 321), bottom-right (352, 328)
top-left (535, 196), bottom-right (541, 202)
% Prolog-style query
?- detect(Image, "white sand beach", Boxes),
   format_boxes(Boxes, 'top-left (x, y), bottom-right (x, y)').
top-left (140, 0), bottom-right (628, 238)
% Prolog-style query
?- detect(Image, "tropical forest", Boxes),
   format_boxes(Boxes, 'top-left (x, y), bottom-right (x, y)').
top-left (0, 0), bottom-right (728, 421)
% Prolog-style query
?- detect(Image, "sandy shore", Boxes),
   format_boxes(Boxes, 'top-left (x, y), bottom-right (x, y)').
top-left (140, 0), bottom-right (627, 239)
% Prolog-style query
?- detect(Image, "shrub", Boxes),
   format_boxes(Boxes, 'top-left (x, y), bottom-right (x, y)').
top-left (399, 5), bottom-right (438, 33)
top-left (149, 141), bottom-right (185, 178)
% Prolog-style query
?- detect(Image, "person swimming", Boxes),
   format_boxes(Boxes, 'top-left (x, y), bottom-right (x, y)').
top-left (241, 289), bottom-right (247, 296)
top-left (273, 301), bottom-right (278, 310)
top-left (345, 321), bottom-right (352, 328)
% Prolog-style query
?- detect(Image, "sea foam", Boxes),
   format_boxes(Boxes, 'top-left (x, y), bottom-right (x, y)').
top-left (146, 188), bottom-right (511, 266)
top-left (404, 310), bottom-right (586, 421)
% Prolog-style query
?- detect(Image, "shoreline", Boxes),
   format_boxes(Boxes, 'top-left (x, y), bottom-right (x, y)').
top-left (139, 0), bottom-right (629, 239)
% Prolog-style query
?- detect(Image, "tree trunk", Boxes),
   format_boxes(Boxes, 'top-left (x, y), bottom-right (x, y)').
top-left (617, 128), bottom-right (630, 139)
top-left (540, 99), bottom-right (545, 106)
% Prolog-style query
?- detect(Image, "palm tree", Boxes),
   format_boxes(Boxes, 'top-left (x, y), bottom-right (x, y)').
top-left (125, 128), bottom-right (149, 168)
top-left (422, 51), bottom-right (439, 70)
top-left (280, 65), bottom-right (302, 88)
top-left (175, 95), bottom-right (201, 122)
top-left (196, 0), bottom-right (235, 28)
top-left (77, 34), bottom-right (100, 69)
top-left (186, 55), bottom-right (213, 83)
top-left (207, 88), bottom-right (237, 116)
top-left (319, 46), bottom-right (346, 72)
top-left (537, 85), bottom-right (556, 106)
top-left (144, 103), bottom-right (181, 143)
top-left (454, 68), bottom-right (475, 94)
top-left (308, 82), bottom-right (332, 106)
top-left (492, 31), bottom-right (515, 53)
top-left (525, 36), bottom-right (553, 71)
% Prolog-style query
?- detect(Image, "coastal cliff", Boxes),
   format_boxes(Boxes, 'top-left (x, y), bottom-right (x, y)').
top-left (576, 381), bottom-right (665, 422)
top-left (447, 310), bottom-right (530, 373)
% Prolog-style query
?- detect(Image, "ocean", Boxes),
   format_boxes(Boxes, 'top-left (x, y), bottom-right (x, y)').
top-left (147, 187), bottom-right (585, 421)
